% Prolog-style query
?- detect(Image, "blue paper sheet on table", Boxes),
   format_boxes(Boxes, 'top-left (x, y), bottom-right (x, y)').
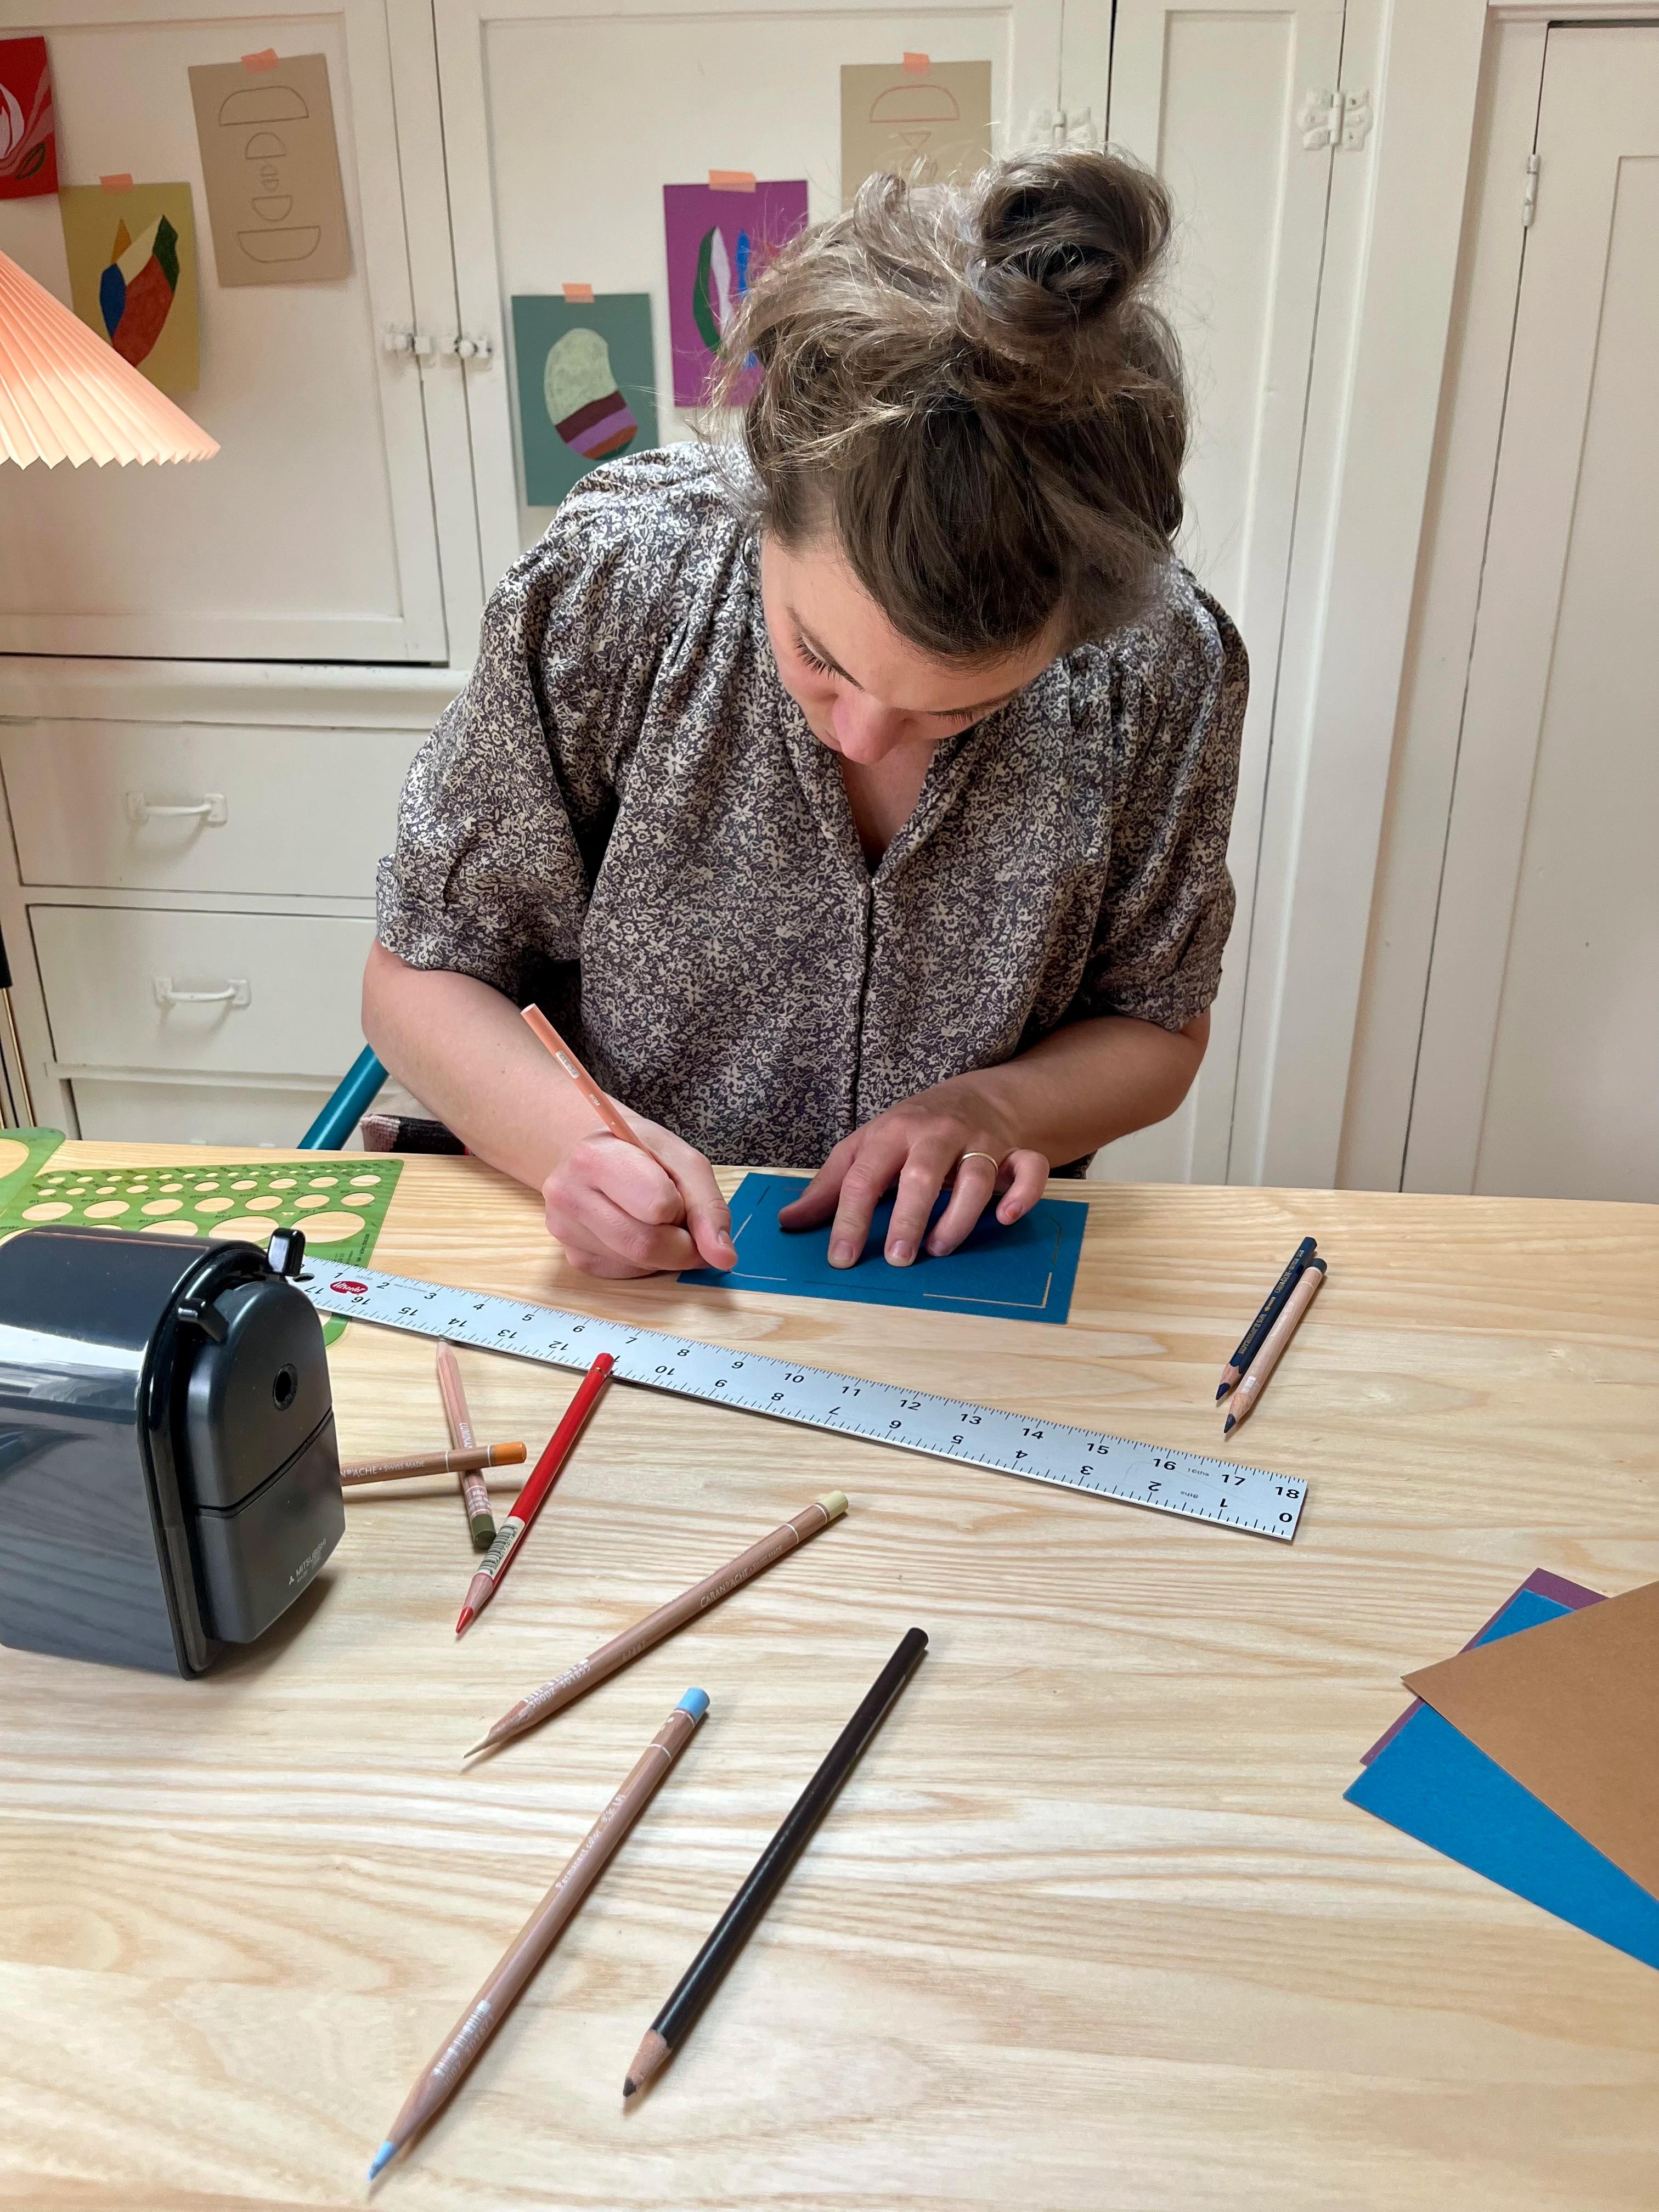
top-left (1345, 1587), bottom-right (1659, 1972)
top-left (679, 1171), bottom-right (1086, 1325)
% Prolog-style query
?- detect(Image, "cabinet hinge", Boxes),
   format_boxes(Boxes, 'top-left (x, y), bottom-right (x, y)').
top-left (1026, 106), bottom-right (1100, 153)
top-left (1299, 87), bottom-right (1373, 152)
top-left (382, 326), bottom-right (434, 358)
top-left (1521, 153), bottom-right (1540, 228)
top-left (444, 334), bottom-right (495, 363)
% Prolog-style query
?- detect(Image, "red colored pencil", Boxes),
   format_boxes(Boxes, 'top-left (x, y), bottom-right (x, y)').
top-left (455, 1353), bottom-right (614, 1636)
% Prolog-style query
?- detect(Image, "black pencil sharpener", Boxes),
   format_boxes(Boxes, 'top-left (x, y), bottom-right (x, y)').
top-left (0, 1223), bottom-right (342, 1677)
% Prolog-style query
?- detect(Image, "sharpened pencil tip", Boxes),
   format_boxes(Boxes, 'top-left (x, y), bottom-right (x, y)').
top-left (1215, 1383), bottom-right (1229, 1401)
top-left (622, 2078), bottom-right (637, 2100)
top-left (455, 1606), bottom-right (474, 1637)
top-left (368, 2140), bottom-right (394, 2181)
top-left (1222, 1414), bottom-right (1237, 1435)
top-left (463, 1737), bottom-right (488, 1759)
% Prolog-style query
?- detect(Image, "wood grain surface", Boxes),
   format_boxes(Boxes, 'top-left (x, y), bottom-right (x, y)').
top-left (3, 1145), bottom-right (1658, 2211)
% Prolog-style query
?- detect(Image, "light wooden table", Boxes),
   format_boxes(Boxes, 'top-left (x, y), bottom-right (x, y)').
top-left (3, 1145), bottom-right (1658, 2211)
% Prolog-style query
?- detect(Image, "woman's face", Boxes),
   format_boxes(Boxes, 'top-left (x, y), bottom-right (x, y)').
top-left (760, 533), bottom-right (1060, 768)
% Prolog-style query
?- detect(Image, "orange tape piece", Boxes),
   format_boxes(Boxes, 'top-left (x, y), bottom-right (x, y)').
top-left (241, 48), bottom-right (279, 71)
top-left (902, 51), bottom-right (930, 71)
top-left (99, 173), bottom-right (133, 193)
top-left (562, 282), bottom-right (595, 304)
top-left (708, 169), bottom-right (757, 193)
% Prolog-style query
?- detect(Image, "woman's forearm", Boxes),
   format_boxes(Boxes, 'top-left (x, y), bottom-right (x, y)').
top-left (361, 941), bottom-right (601, 1187)
top-left (951, 1010), bottom-right (1209, 1165)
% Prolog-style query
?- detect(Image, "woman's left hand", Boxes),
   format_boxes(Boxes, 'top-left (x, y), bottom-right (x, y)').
top-left (776, 1078), bottom-right (1050, 1267)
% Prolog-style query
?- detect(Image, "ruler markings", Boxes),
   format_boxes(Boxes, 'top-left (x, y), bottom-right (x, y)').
top-left (301, 1265), bottom-right (1307, 1542)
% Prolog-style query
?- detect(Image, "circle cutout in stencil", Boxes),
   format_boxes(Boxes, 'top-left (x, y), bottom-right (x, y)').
top-left (195, 1197), bottom-right (235, 1215)
top-left (208, 1217), bottom-right (275, 1242)
top-left (85, 1200), bottom-right (129, 1219)
top-left (341, 1193), bottom-right (375, 1209)
top-left (142, 1220), bottom-right (200, 1237)
top-left (289, 1211), bottom-right (360, 1243)
top-left (22, 1200), bottom-right (72, 1220)
top-left (0, 1139), bottom-right (37, 1176)
top-left (141, 1199), bottom-right (184, 1217)
top-left (242, 1196), bottom-right (283, 1213)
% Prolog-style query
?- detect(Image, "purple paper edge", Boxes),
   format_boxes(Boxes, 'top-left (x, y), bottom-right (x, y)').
top-left (1358, 1568), bottom-right (1606, 1767)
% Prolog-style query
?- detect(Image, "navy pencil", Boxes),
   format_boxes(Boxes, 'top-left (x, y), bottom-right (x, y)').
top-left (1217, 1237), bottom-right (1316, 1400)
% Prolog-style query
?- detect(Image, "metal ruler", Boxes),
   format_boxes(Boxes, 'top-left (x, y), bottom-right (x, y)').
top-left (301, 1263), bottom-right (1308, 1542)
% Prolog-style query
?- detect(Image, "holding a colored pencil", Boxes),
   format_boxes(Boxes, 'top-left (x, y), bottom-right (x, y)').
top-left (455, 1351), bottom-right (614, 1635)
top-left (369, 1689), bottom-right (708, 2181)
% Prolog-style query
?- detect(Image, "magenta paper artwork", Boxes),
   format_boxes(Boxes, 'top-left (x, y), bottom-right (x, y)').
top-left (662, 179), bottom-right (809, 408)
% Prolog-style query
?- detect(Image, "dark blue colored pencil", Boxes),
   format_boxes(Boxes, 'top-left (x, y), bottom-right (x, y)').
top-left (1217, 1237), bottom-right (1316, 1399)
top-left (622, 1627), bottom-right (928, 2100)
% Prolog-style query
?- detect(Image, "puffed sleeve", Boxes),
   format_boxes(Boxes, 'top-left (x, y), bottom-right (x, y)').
top-left (1074, 572), bottom-right (1246, 1031)
top-left (375, 465), bottom-right (669, 1005)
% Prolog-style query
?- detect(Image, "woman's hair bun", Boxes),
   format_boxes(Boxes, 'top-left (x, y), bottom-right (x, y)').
top-left (971, 149), bottom-right (1171, 346)
top-left (718, 145), bottom-right (1188, 659)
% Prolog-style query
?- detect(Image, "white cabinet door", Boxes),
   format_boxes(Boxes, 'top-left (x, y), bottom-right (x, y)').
top-left (1403, 25), bottom-right (1659, 1203)
top-left (1091, 0), bottom-right (1344, 1183)
top-left (0, 1), bottom-right (450, 663)
top-left (434, 0), bottom-right (1064, 595)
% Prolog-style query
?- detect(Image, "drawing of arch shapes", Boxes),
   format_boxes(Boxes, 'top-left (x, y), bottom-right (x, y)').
top-left (251, 195), bottom-right (294, 223)
top-left (869, 84), bottom-right (961, 125)
top-left (218, 84), bottom-right (309, 126)
top-left (244, 131), bottom-right (289, 161)
top-left (237, 224), bottom-right (321, 262)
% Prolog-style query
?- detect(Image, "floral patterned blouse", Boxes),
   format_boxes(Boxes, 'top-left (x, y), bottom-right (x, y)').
top-left (377, 445), bottom-right (1246, 1169)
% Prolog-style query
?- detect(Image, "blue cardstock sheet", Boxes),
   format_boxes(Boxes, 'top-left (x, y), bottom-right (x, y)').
top-left (1345, 1588), bottom-right (1659, 1972)
top-left (679, 1171), bottom-right (1087, 1325)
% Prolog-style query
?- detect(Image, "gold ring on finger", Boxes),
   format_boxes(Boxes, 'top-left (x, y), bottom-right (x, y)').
top-left (958, 1150), bottom-right (1001, 1173)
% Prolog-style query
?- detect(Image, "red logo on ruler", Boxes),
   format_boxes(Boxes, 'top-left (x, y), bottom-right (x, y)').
top-left (330, 1279), bottom-right (368, 1295)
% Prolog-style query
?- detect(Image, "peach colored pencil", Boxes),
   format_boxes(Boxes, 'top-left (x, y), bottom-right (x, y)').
top-left (466, 1493), bottom-right (849, 1759)
top-left (368, 1689), bottom-right (708, 2182)
top-left (1222, 1259), bottom-right (1327, 1434)
top-left (437, 1341), bottom-right (496, 1550)
top-left (521, 1004), bottom-right (643, 1150)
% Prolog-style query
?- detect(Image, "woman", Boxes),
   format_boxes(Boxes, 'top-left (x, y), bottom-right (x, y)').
top-left (366, 150), bottom-right (1244, 1280)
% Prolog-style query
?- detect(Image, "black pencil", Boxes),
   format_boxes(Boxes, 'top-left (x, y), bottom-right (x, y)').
top-left (621, 1625), bottom-right (928, 2100)
top-left (1216, 1236), bottom-right (1316, 1400)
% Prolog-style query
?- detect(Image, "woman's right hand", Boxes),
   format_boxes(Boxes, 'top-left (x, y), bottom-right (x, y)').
top-left (541, 1121), bottom-right (737, 1279)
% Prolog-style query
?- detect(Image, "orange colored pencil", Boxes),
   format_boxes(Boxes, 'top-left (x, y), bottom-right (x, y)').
top-left (341, 1443), bottom-right (526, 1487)
top-left (521, 1005), bottom-right (643, 1151)
top-left (455, 1352), bottom-right (614, 1635)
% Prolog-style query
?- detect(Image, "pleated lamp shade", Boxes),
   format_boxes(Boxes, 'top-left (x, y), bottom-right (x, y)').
top-left (0, 247), bottom-right (217, 467)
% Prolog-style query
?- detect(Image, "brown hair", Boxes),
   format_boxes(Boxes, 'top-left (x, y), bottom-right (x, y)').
top-left (717, 149), bottom-right (1187, 662)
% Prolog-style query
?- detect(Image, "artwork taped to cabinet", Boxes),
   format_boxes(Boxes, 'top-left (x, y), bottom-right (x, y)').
top-left (662, 179), bottom-right (809, 407)
top-left (840, 60), bottom-right (991, 206)
top-left (59, 182), bottom-right (201, 393)
top-left (188, 53), bottom-right (350, 287)
top-left (511, 292), bottom-right (659, 506)
top-left (0, 36), bottom-right (57, 199)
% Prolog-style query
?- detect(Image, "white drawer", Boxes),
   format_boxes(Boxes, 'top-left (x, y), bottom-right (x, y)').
top-left (69, 1078), bottom-right (345, 1149)
top-left (1, 720), bottom-right (422, 895)
top-left (33, 907), bottom-right (375, 1079)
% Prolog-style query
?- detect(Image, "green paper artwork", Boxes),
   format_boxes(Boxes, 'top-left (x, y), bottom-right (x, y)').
top-left (511, 292), bottom-right (661, 508)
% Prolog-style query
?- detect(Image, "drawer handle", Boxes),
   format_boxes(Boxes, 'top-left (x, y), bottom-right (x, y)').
top-left (127, 791), bottom-right (229, 827)
top-left (153, 975), bottom-right (252, 1010)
